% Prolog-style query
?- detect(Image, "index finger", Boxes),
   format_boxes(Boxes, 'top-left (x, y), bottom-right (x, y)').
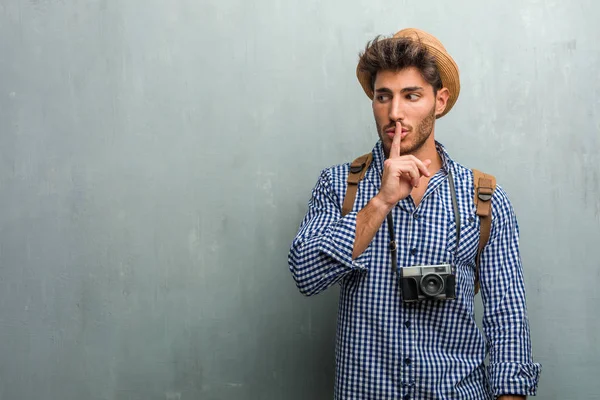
top-left (390, 121), bottom-right (402, 158)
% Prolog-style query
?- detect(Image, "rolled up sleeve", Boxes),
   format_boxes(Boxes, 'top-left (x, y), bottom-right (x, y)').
top-left (487, 361), bottom-right (541, 396)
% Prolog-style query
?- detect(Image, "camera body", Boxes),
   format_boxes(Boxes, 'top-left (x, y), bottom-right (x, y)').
top-left (400, 263), bottom-right (456, 302)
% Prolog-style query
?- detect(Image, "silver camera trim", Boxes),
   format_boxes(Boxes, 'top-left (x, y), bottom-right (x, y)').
top-left (401, 263), bottom-right (453, 277)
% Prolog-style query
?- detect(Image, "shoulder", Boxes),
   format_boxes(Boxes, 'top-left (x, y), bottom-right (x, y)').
top-left (315, 162), bottom-right (351, 188)
top-left (451, 160), bottom-right (516, 222)
top-left (308, 162), bottom-right (351, 204)
top-left (491, 183), bottom-right (516, 223)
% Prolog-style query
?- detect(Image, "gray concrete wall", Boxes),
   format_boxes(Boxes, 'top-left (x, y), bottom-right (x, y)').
top-left (0, 0), bottom-right (598, 399)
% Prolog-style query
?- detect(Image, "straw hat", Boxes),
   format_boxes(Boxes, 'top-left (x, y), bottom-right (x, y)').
top-left (356, 28), bottom-right (460, 118)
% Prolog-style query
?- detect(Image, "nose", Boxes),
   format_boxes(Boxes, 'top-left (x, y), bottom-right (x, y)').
top-left (388, 97), bottom-right (405, 122)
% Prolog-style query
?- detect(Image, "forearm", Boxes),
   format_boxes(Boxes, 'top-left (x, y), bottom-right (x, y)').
top-left (498, 396), bottom-right (526, 400)
top-left (289, 214), bottom-right (368, 296)
top-left (291, 195), bottom-right (388, 295)
top-left (352, 195), bottom-right (393, 259)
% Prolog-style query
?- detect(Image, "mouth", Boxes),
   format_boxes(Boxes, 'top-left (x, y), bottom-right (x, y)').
top-left (385, 127), bottom-right (410, 140)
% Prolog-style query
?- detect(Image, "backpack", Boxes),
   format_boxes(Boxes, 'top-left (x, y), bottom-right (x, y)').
top-left (341, 153), bottom-right (496, 295)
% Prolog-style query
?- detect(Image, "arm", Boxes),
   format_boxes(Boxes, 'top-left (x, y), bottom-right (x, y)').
top-left (353, 128), bottom-right (432, 258)
top-left (288, 168), bottom-right (374, 296)
top-left (289, 130), bottom-right (432, 296)
top-left (479, 188), bottom-right (541, 398)
top-left (353, 195), bottom-right (392, 258)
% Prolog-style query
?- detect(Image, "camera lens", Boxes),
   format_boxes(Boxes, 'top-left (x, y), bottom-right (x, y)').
top-left (420, 274), bottom-right (445, 297)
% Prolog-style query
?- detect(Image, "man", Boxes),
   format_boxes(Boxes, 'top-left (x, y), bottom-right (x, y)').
top-left (288, 28), bottom-right (541, 399)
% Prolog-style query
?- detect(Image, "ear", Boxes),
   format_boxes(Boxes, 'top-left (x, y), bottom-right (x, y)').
top-left (435, 87), bottom-right (450, 117)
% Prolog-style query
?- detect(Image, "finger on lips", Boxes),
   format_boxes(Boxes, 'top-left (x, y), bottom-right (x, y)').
top-left (391, 127), bottom-right (401, 158)
top-left (386, 128), bottom-right (432, 186)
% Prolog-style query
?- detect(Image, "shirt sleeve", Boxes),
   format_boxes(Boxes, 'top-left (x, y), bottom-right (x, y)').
top-left (288, 168), bottom-right (373, 296)
top-left (479, 187), bottom-right (542, 397)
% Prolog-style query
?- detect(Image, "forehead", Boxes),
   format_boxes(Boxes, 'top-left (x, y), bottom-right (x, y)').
top-left (373, 67), bottom-right (431, 91)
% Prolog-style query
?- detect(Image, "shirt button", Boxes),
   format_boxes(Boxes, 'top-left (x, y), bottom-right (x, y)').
top-left (413, 213), bottom-right (420, 220)
top-left (410, 248), bottom-right (417, 256)
top-left (405, 320), bottom-right (411, 328)
top-left (404, 358), bottom-right (411, 365)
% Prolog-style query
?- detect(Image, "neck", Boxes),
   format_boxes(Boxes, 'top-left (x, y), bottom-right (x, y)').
top-left (414, 136), bottom-right (442, 173)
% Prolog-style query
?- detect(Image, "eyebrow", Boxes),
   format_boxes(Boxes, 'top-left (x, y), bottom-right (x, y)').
top-left (375, 86), bottom-right (424, 94)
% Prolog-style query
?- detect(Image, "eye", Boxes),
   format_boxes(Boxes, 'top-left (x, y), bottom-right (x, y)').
top-left (376, 94), bottom-right (391, 102)
top-left (406, 93), bottom-right (420, 101)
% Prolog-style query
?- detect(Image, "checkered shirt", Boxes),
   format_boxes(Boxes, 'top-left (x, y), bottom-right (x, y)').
top-left (288, 141), bottom-right (541, 399)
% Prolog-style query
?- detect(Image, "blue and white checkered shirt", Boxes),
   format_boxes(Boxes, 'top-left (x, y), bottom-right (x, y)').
top-left (289, 141), bottom-right (541, 399)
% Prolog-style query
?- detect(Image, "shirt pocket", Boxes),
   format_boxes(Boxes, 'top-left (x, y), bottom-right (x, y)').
top-left (446, 210), bottom-right (480, 267)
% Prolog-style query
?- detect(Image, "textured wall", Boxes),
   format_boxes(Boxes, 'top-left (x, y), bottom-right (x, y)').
top-left (0, 0), bottom-right (598, 399)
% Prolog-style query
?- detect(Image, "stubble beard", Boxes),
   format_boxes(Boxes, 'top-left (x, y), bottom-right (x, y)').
top-left (379, 105), bottom-right (437, 157)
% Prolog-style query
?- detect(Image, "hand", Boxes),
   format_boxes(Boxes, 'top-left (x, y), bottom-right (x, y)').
top-left (375, 121), bottom-right (432, 208)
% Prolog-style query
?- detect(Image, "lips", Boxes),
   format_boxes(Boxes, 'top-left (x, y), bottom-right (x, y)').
top-left (385, 128), bottom-right (409, 139)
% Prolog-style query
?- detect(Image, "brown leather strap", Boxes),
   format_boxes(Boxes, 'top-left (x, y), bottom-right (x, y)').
top-left (472, 169), bottom-right (496, 294)
top-left (342, 153), bottom-right (373, 216)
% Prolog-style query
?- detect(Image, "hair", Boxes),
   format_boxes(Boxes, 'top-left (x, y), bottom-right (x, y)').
top-left (357, 36), bottom-right (443, 94)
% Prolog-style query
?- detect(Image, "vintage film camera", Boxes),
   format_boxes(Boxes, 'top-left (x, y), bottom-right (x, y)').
top-left (400, 264), bottom-right (456, 302)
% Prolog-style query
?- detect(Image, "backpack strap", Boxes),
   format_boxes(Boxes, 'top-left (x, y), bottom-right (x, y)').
top-left (342, 153), bottom-right (373, 216)
top-left (472, 169), bottom-right (497, 294)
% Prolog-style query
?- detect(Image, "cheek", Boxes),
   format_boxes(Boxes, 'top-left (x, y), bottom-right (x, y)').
top-left (372, 103), bottom-right (388, 120)
top-left (407, 102), bottom-right (427, 114)
top-left (411, 104), bottom-right (434, 121)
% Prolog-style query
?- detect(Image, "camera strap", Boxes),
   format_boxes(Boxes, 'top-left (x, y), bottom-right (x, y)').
top-left (386, 169), bottom-right (461, 274)
top-left (344, 152), bottom-right (496, 295)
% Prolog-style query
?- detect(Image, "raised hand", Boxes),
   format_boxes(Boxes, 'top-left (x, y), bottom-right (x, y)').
top-left (376, 121), bottom-right (432, 208)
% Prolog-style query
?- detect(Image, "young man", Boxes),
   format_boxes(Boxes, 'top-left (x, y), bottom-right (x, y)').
top-left (288, 28), bottom-right (541, 399)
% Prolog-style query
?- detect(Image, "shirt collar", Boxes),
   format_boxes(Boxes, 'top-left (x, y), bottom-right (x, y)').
top-left (435, 140), bottom-right (453, 175)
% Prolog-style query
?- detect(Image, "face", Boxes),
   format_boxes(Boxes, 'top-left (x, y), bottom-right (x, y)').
top-left (372, 67), bottom-right (449, 157)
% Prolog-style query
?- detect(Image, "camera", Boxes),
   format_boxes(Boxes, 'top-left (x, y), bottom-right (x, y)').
top-left (400, 264), bottom-right (456, 302)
